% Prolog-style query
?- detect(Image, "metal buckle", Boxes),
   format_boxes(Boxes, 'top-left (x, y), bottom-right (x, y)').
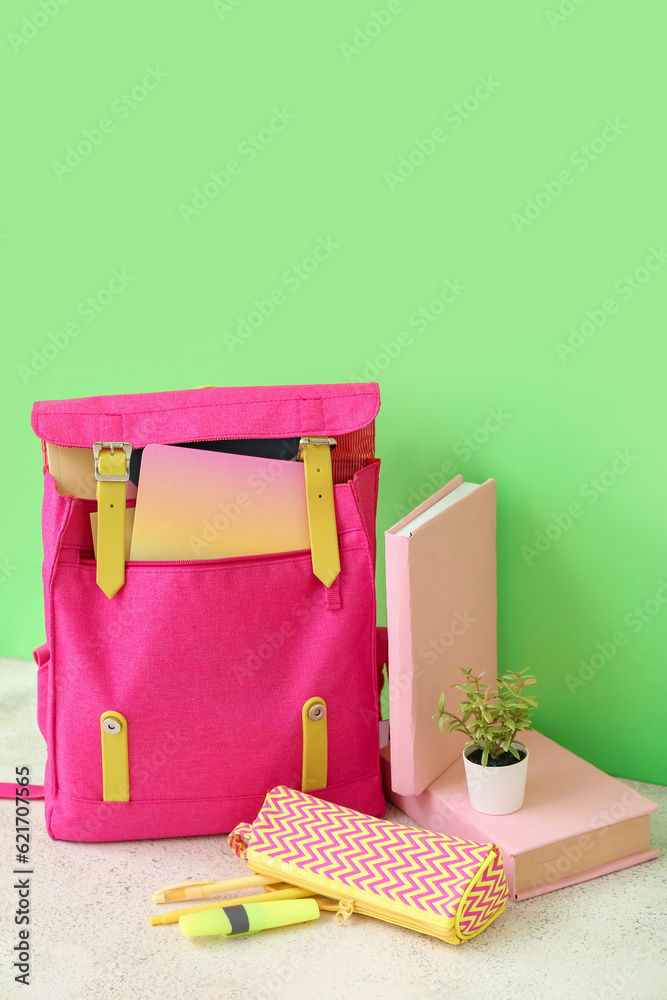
top-left (93, 442), bottom-right (132, 482)
top-left (297, 436), bottom-right (337, 460)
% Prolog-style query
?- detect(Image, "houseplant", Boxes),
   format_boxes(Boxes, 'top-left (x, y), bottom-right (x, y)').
top-left (434, 667), bottom-right (538, 815)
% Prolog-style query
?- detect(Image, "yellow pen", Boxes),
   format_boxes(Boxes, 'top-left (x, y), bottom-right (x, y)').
top-left (153, 875), bottom-right (282, 904)
top-left (150, 886), bottom-right (315, 926)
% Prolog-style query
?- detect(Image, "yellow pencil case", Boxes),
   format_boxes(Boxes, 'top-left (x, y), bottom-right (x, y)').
top-left (229, 785), bottom-right (508, 944)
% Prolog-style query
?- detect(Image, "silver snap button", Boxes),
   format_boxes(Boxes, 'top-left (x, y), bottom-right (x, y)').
top-left (103, 718), bottom-right (122, 735)
top-left (308, 703), bottom-right (326, 721)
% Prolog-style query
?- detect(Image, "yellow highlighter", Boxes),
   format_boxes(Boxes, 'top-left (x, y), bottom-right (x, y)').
top-left (179, 898), bottom-right (320, 938)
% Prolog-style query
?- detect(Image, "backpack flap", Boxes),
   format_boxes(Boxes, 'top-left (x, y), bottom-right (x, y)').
top-left (31, 383), bottom-right (380, 596)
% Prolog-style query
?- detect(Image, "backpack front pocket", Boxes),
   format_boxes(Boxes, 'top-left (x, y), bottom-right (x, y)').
top-left (51, 521), bottom-right (378, 812)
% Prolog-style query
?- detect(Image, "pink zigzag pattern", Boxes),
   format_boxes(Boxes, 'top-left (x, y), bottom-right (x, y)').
top-left (249, 787), bottom-right (508, 927)
top-left (456, 850), bottom-right (508, 936)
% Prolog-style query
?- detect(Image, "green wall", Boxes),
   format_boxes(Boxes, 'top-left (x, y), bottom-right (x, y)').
top-left (2, 1), bottom-right (665, 783)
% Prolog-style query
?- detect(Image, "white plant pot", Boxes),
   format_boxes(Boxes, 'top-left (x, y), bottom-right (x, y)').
top-left (462, 742), bottom-right (529, 815)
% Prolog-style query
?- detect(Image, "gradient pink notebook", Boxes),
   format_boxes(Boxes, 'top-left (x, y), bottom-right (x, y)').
top-left (129, 444), bottom-right (310, 561)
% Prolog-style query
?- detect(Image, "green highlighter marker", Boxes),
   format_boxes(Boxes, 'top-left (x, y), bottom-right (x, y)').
top-left (179, 898), bottom-right (320, 938)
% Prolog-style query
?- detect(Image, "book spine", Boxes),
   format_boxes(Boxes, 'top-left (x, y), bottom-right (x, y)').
top-left (384, 533), bottom-right (415, 795)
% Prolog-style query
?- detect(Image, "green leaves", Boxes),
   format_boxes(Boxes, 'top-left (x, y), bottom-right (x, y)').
top-left (434, 666), bottom-right (537, 765)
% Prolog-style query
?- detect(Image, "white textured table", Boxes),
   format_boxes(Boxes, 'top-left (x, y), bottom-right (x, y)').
top-left (1, 657), bottom-right (665, 1000)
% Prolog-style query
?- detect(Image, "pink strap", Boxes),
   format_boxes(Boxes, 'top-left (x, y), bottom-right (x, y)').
top-left (376, 625), bottom-right (388, 667)
top-left (325, 576), bottom-right (341, 610)
top-left (0, 783), bottom-right (44, 799)
top-left (33, 642), bottom-right (49, 668)
top-left (1, 647), bottom-right (47, 800)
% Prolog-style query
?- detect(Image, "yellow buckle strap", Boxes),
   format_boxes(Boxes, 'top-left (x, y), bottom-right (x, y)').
top-left (301, 697), bottom-right (328, 792)
top-left (298, 438), bottom-right (340, 588)
top-left (94, 443), bottom-right (131, 598)
top-left (100, 711), bottom-right (129, 802)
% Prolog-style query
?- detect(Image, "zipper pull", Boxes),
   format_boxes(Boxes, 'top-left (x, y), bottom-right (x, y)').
top-left (335, 898), bottom-right (355, 926)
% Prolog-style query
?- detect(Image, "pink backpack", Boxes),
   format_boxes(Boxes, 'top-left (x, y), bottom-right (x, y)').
top-left (30, 383), bottom-right (385, 842)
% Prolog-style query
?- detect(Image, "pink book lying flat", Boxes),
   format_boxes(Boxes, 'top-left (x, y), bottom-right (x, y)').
top-left (383, 474), bottom-right (660, 898)
top-left (381, 732), bottom-right (660, 900)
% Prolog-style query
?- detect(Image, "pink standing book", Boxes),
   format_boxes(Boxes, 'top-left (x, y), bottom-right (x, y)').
top-left (385, 475), bottom-right (497, 796)
top-left (382, 474), bottom-right (660, 899)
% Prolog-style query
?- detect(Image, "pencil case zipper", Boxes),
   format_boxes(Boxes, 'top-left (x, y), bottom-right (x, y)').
top-left (246, 856), bottom-right (493, 943)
